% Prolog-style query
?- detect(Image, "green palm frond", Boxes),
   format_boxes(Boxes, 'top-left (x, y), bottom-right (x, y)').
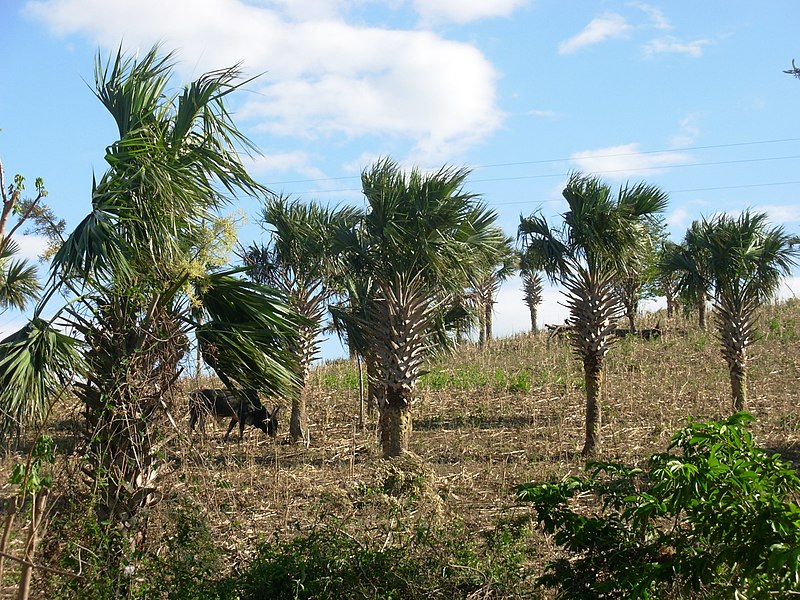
top-left (0, 238), bottom-right (40, 311)
top-left (192, 270), bottom-right (304, 395)
top-left (0, 318), bottom-right (84, 435)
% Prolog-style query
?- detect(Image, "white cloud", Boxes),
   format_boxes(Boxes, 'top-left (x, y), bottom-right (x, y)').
top-left (668, 114), bottom-right (702, 148)
top-left (666, 207), bottom-right (690, 230)
top-left (25, 0), bottom-right (503, 162)
top-left (630, 2), bottom-right (671, 30)
top-left (413, 0), bottom-right (529, 26)
top-left (245, 151), bottom-right (325, 180)
top-left (558, 13), bottom-right (631, 55)
top-left (643, 35), bottom-right (711, 58)
top-left (10, 235), bottom-right (49, 262)
top-left (752, 204), bottom-right (800, 225)
top-left (570, 143), bottom-right (693, 179)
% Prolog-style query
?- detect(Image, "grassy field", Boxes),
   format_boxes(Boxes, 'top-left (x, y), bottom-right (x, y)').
top-left (3, 299), bottom-right (800, 597)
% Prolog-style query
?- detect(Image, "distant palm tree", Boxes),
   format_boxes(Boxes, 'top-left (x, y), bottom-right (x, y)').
top-left (519, 172), bottom-right (668, 455)
top-left (243, 196), bottom-right (360, 444)
top-left (682, 211), bottom-right (798, 411)
top-left (655, 240), bottom-right (681, 318)
top-left (334, 157), bottom-right (502, 457)
top-left (664, 221), bottom-right (712, 329)
top-left (519, 251), bottom-right (544, 333)
top-left (472, 232), bottom-right (516, 347)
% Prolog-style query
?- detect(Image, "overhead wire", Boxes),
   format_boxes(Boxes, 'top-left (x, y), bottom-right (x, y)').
top-left (259, 136), bottom-right (800, 198)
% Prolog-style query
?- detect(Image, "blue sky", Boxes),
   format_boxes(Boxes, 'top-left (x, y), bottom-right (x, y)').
top-left (2, 0), bottom-right (799, 358)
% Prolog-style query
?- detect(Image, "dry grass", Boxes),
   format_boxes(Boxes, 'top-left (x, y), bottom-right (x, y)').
top-left (3, 299), bottom-right (800, 596)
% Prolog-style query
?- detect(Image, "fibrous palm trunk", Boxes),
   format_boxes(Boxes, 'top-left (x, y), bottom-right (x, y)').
top-left (715, 295), bottom-right (756, 412)
top-left (289, 290), bottom-right (326, 445)
top-left (289, 324), bottom-right (316, 445)
top-left (698, 291), bottom-right (708, 330)
top-left (563, 267), bottom-right (620, 456)
top-left (368, 275), bottom-right (435, 458)
top-left (379, 385), bottom-right (413, 458)
top-left (583, 358), bottom-right (603, 456)
top-left (76, 297), bottom-right (186, 568)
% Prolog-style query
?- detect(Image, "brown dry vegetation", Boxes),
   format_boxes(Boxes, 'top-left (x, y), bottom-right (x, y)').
top-left (2, 299), bottom-right (800, 597)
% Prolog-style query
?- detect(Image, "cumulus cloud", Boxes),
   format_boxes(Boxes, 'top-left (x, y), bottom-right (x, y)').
top-left (413, 0), bottom-right (529, 26)
top-left (643, 35), bottom-right (711, 57)
top-left (558, 13), bottom-right (631, 55)
top-left (570, 143), bottom-right (693, 179)
top-left (25, 0), bottom-right (503, 162)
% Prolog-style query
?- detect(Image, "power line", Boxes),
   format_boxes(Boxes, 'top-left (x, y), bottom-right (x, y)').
top-left (263, 136), bottom-right (800, 187)
top-left (281, 154), bottom-right (800, 196)
top-left (491, 180), bottom-right (800, 207)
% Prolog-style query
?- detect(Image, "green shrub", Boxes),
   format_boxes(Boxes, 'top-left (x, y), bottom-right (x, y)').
top-left (517, 412), bottom-right (800, 598)
top-left (223, 518), bottom-right (533, 600)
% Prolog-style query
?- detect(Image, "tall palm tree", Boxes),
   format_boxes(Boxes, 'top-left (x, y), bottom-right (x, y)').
top-left (519, 172), bottom-right (668, 455)
top-left (334, 157), bottom-right (502, 457)
top-left (243, 196), bottom-right (360, 444)
top-left (0, 46), bottom-right (300, 560)
top-left (682, 211), bottom-right (797, 411)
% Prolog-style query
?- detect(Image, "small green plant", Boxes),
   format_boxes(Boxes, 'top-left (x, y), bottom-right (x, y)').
top-left (517, 412), bottom-right (800, 598)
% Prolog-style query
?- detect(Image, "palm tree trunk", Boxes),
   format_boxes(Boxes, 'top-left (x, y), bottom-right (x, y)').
top-left (730, 364), bottom-right (747, 412)
top-left (289, 392), bottom-right (307, 445)
top-left (665, 289), bottom-right (675, 319)
top-left (529, 303), bottom-right (538, 332)
top-left (626, 304), bottom-right (637, 334)
top-left (477, 303), bottom-right (486, 348)
top-left (582, 361), bottom-right (603, 456)
top-left (698, 293), bottom-right (707, 330)
top-left (378, 386), bottom-right (412, 458)
top-left (484, 301), bottom-right (493, 345)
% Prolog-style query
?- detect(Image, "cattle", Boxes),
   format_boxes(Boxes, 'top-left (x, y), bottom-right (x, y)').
top-left (188, 388), bottom-right (279, 441)
top-left (612, 322), bottom-right (662, 341)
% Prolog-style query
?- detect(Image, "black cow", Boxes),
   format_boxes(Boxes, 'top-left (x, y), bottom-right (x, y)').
top-left (188, 388), bottom-right (279, 441)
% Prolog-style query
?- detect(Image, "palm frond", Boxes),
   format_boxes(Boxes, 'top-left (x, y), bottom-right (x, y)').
top-left (0, 318), bottom-right (84, 435)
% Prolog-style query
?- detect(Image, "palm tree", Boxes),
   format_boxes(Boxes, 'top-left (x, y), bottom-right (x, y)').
top-left (472, 232), bottom-right (516, 348)
top-left (519, 251), bottom-right (544, 333)
top-left (664, 221), bottom-right (713, 329)
top-left (334, 157), bottom-right (502, 457)
top-left (682, 211), bottom-right (798, 411)
top-left (655, 240), bottom-right (681, 318)
top-left (243, 196), bottom-right (360, 444)
top-left (614, 215), bottom-right (667, 334)
top-left (519, 172), bottom-right (668, 455)
top-left (0, 46), bottom-right (300, 561)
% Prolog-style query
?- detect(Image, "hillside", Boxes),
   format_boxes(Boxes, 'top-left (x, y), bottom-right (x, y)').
top-left (4, 300), bottom-right (800, 597)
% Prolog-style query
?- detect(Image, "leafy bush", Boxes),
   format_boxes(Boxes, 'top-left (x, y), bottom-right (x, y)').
top-left (222, 518), bottom-right (533, 600)
top-left (517, 412), bottom-right (800, 598)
